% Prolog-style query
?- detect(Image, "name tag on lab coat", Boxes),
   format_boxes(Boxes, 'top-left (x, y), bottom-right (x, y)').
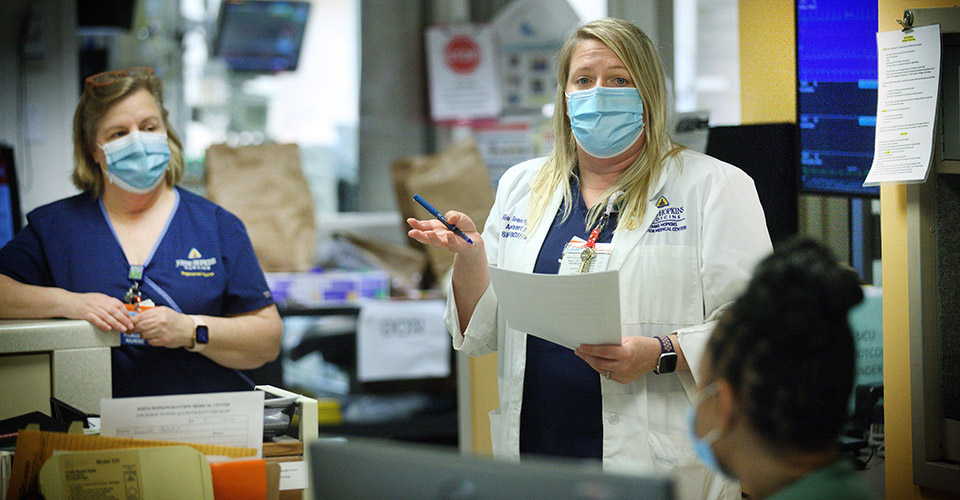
top-left (559, 236), bottom-right (613, 275)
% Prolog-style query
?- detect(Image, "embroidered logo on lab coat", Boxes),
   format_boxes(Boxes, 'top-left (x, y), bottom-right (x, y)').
top-left (500, 213), bottom-right (528, 240)
top-left (175, 248), bottom-right (217, 277)
top-left (648, 201), bottom-right (687, 234)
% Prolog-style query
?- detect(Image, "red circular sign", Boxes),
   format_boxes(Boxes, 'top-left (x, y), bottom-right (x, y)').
top-left (444, 36), bottom-right (481, 74)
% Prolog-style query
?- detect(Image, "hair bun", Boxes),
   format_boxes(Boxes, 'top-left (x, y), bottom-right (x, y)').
top-left (775, 239), bottom-right (864, 319)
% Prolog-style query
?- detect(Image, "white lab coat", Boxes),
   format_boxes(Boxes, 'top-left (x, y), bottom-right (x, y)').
top-left (445, 149), bottom-right (772, 500)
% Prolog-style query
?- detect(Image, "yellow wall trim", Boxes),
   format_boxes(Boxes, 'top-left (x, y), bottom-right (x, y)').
top-left (739, 0), bottom-right (797, 124)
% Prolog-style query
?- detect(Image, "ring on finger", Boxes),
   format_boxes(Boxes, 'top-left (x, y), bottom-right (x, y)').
top-left (604, 370), bottom-right (612, 380)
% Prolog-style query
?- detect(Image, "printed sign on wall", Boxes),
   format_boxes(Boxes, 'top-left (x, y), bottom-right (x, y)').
top-left (426, 24), bottom-right (501, 122)
top-left (357, 299), bottom-right (450, 382)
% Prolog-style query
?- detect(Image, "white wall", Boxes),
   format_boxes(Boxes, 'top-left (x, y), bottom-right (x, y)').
top-left (0, 0), bottom-right (80, 219)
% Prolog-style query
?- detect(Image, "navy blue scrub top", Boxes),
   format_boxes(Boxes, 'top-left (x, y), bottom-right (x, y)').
top-left (520, 174), bottom-right (618, 461)
top-left (0, 188), bottom-right (275, 397)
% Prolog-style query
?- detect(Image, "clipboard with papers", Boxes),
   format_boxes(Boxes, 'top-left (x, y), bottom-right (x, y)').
top-left (487, 265), bottom-right (622, 350)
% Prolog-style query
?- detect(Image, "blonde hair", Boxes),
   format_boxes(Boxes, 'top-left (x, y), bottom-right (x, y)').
top-left (528, 17), bottom-right (684, 230)
top-left (72, 73), bottom-right (184, 196)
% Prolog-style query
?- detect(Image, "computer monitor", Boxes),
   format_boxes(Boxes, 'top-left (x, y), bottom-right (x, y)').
top-left (0, 145), bottom-right (22, 248)
top-left (705, 123), bottom-right (799, 246)
top-left (213, 0), bottom-right (311, 73)
top-left (795, 0), bottom-right (879, 197)
top-left (310, 438), bottom-right (674, 500)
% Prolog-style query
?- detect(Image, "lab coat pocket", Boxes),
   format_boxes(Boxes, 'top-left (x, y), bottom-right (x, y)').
top-left (622, 245), bottom-right (700, 326)
top-left (646, 428), bottom-right (698, 473)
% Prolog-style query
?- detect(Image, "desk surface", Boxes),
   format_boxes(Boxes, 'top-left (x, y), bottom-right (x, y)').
top-left (0, 319), bottom-right (119, 354)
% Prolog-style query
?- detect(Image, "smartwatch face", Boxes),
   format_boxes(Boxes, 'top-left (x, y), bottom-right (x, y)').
top-left (196, 325), bottom-right (209, 344)
top-left (657, 352), bottom-right (678, 374)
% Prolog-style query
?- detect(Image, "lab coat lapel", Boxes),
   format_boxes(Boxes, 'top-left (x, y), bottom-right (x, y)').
top-left (521, 183), bottom-right (564, 272)
top-left (608, 167), bottom-right (670, 270)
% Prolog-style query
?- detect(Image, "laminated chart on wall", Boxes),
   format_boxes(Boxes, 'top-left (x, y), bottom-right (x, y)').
top-left (490, 0), bottom-right (579, 114)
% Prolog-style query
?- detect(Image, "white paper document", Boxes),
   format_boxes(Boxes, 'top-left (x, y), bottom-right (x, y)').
top-left (100, 391), bottom-right (265, 457)
top-left (864, 24), bottom-right (942, 186)
top-left (487, 266), bottom-right (621, 350)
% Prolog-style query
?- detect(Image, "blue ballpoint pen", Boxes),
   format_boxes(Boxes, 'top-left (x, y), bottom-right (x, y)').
top-left (413, 194), bottom-right (475, 245)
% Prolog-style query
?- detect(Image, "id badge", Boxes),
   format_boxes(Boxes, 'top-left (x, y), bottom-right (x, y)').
top-left (558, 236), bottom-right (613, 275)
top-left (120, 299), bottom-right (155, 346)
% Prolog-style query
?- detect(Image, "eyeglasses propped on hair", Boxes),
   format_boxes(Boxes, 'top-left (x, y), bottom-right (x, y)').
top-left (84, 67), bottom-right (154, 90)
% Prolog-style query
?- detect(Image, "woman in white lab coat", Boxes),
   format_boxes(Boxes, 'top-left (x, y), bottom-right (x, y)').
top-left (407, 18), bottom-right (771, 500)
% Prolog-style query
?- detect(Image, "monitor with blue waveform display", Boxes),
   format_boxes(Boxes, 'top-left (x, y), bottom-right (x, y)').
top-left (796, 0), bottom-right (879, 197)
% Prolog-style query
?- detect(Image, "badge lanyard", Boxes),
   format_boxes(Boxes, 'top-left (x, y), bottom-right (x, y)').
top-left (594, 191), bottom-right (624, 243)
top-left (577, 191), bottom-right (624, 274)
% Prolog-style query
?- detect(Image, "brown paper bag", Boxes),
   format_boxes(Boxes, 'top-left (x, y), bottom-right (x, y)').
top-left (205, 143), bottom-right (316, 272)
top-left (392, 137), bottom-right (496, 280)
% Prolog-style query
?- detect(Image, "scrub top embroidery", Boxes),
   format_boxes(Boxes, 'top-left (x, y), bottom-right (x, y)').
top-left (0, 187), bottom-right (275, 397)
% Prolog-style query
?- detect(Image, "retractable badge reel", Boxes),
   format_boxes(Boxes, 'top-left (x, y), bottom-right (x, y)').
top-left (120, 265), bottom-right (155, 346)
top-left (124, 265), bottom-right (146, 313)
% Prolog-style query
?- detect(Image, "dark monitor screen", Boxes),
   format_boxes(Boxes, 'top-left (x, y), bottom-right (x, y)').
top-left (214, 0), bottom-right (311, 73)
top-left (0, 145), bottom-right (22, 248)
top-left (77, 0), bottom-right (135, 31)
top-left (796, 0), bottom-right (879, 197)
top-left (310, 438), bottom-right (674, 500)
top-left (706, 123), bottom-right (799, 246)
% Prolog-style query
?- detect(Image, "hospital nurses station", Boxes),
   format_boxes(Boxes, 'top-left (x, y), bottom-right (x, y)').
top-left (0, 1), bottom-right (957, 499)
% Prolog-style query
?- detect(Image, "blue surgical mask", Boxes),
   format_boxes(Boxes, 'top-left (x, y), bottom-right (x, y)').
top-left (99, 130), bottom-right (170, 194)
top-left (566, 86), bottom-right (645, 159)
top-left (688, 382), bottom-right (732, 478)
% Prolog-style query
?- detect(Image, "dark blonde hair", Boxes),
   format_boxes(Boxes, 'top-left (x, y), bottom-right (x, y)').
top-left (72, 73), bottom-right (184, 196)
top-left (528, 17), bottom-right (683, 230)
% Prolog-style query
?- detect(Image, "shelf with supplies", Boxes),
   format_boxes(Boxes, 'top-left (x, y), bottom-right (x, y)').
top-left (259, 280), bottom-right (458, 449)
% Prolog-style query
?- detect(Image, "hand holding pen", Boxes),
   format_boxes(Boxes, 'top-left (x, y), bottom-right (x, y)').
top-left (407, 194), bottom-right (478, 249)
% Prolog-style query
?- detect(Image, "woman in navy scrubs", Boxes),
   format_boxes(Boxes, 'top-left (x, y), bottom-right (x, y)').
top-left (0, 68), bottom-right (282, 397)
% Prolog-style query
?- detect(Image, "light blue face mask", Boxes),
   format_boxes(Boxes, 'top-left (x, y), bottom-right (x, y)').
top-left (566, 86), bottom-right (645, 159)
top-left (99, 130), bottom-right (170, 194)
top-left (687, 382), bottom-right (732, 478)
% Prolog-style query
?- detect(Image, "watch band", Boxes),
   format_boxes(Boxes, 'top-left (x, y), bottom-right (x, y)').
top-left (654, 335), bottom-right (675, 354)
top-left (186, 315), bottom-right (208, 352)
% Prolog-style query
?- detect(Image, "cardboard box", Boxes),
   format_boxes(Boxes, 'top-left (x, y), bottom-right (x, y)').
top-left (5, 429), bottom-right (255, 500)
top-left (39, 446), bottom-right (215, 499)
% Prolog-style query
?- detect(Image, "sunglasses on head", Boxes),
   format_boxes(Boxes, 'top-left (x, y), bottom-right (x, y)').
top-left (84, 67), bottom-right (154, 91)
